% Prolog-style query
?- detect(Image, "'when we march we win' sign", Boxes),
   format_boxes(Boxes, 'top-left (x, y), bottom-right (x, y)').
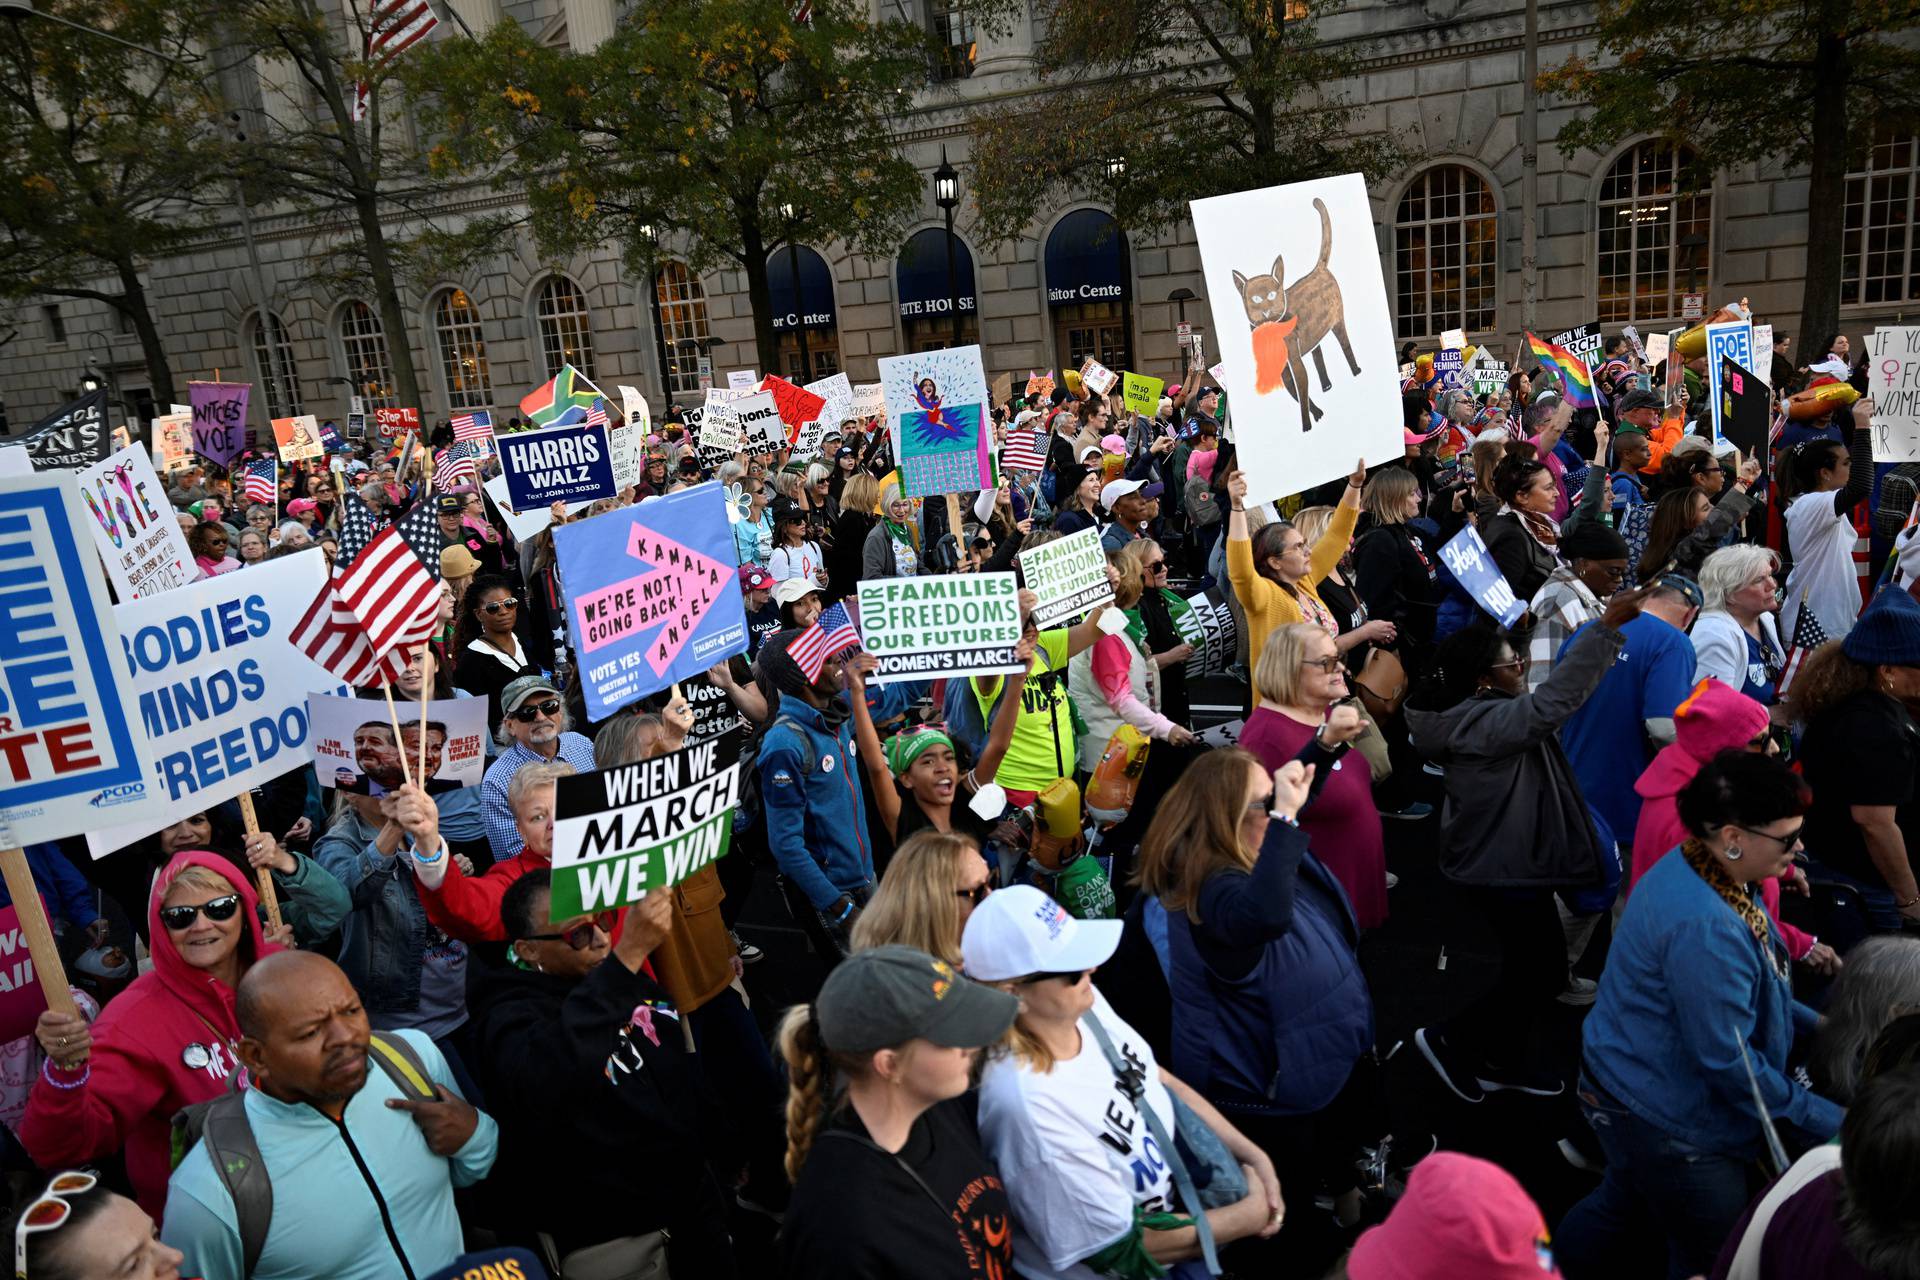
top-left (549, 736), bottom-right (741, 918)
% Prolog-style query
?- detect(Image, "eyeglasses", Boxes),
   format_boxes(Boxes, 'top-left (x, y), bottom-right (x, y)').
top-left (1488, 656), bottom-right (1529, 673)
top-left (1736, 824), bottom-right (1803, 851)
top-left (158, 895), bottom-right (242, 932)
top-left (1018, 970), bottom-right (1090, 986)
top-left (522, 911), bottom-right (616, 950)
top-left (510, 698), bottom-right (563, 722)
top-left (1304, 655), bottom-right (1344, 674)
top-left (15, 1171), bottom-right (96, 1279)
top-left (481, 597), bottom-right (521, 614)
top-left (1145, 560), bottom-right (1167, 573)
top-left (954, 882), bottom-right (992, 906)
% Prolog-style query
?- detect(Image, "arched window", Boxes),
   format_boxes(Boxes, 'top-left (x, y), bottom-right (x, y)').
top-left (337, 301), bottom-right (396, 409)
top-left (1042, 210), bottom-right (1129, 370)
top-left (769, 245), bottom-right (841, 381)
top-left (534, 275), bottom-right (597, 381)
top-left (1596, 140), bottom-right (1713, 323)
top-left (1843, 128), bottom-right (1918, 306)
top-left (248, 310), bottom-right (303, 418)
top-left (432, 289), bottom-right (493, 412)
top-left (1394, 165), bottom-right (1497, 340)
top-left (653, 261), bottom-right (712, 396)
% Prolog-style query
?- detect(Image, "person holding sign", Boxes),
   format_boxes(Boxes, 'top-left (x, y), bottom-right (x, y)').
top-left (21, 853), bottom-right (285, 1218)
top-left (414, 764), bottom-right (572, 944)
top-left (467, 874), bottom-right (736, 1279)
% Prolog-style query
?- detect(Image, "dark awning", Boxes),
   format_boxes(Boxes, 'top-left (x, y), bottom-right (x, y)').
top-left (768, 245), bottom-right (838, 331)
top-left (895, 226), bottom-right (977, 319)
top-left (1045, 208), bottom-right (1130, 308)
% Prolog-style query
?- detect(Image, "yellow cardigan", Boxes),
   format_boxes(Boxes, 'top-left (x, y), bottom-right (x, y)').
top-left (1226, 502), bottom-right (1358, 703)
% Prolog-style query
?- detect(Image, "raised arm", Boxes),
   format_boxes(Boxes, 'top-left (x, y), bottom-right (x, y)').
top-left (974, 638), bottom-right (1032, 785)
top-left (843, 654), bottom-right (901, 841)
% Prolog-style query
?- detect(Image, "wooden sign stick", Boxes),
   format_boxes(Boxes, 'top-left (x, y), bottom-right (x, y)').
top-left (0, 839), bottom-right (78, 1018)
top-left (235, 793), bottom-right (284, 932)
top-left (382, 684), bottom-right (416, 789)
top-left (418, 650), bottom-right (435, 786)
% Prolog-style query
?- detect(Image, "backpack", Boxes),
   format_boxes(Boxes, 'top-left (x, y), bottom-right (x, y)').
top-left (170, 1031), bottom-right (439, 1278)
top-left (733, 712), bottom-right (814, 827)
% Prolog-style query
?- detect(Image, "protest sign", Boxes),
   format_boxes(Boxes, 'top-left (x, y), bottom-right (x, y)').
top-left (856, 571), bottom-right (1024, 683)
top-left (1433, 349), bottom-right (1465, 390)
top-left (317, 418), bottom-right (344, 452)
top-left (1440, 328), bottom-right (1467, 350)
top-left (1020, 526), bottom-right (1114, 629)
top-left (682, 673), bottom-right (747, 746)
top-left (549, 735), bottom-right (740, 918)
top-left (879, 344), bottom-right (992, 499)
top-left (607, 386), bottom-right (647, 493)
top-left (16, 390), bottom-right (110, 473)
top-left (497, 418), bottom-right (617, 509)
top-left (792, 418), bottom-right (830, 459)
top-left (153, 411), bottom-right (194, 473)
top-left (481, 474), bottom-right (593, 541)
top-left (1868, 326), bottom-right (1920, 462)
top-left (307, 692), bottom-right (487, 796)
top-left (991, 370), bottom-right (1013, 409)
top-left (78, 445), bottom-right (194, 599)
top-left (0, 906), bottom-right (49, 1041)
top-left (852, 382), bottom-right (886, 417)
top-left (1122, 372), bottom-right (1164, 418)
top-left (1439, 525), bottom-right (1524, 627)
top-left (1079, 357), bottom-right (1118, 396)
top-left (1466, 349), bottom-right (1510, 397)
top-left (373, 406), bottom-right (420, 442)
top-left (804, 372), bottom-right (853, 435)
top-left (346, 412), bottom-right (367, 440)
top-left (1705, 321), bottom-right (1755, 441)
top-left (86, 550), bottom-right (350, 856)
top-left (1645, 331), bottom-right (1672, 368)
top-left (727, 370), bottom-right (757, 392)
top-left (1720, 359), bottom-right (1773, 471)
top-left (1751, 324), bottom-right (1774, 385)
top-left (0, 471), bottom-right (160, 845)
top-left (732, 390), bottom-right (784, 452)
top-left (760, 375), bottom-right (828, 446)
top-left (271, 414), bottom-right (323, 463)
top-left (188, 383), bottom-right (248, 469)
top-left (1180, 586), bottom-right (1239, 680)
top-left (554, 482), bottom-right (749, 721)
top-left (1191, 173), bottom-right (1402, 504)
top-left (1024, 372), bottom-right (1054, 403)
top-left (620, 384), bottom-right (650, 435)
top-left (1549, 323), bottom-right (1605, 372)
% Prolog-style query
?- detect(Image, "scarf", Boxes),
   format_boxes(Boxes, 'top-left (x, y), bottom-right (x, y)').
top-left (1681, 838), bottom-right (1787, 980)
top-left (1503, 503), bottom-right (1560, 551)
top-left (883, 516), bottom-right (919, 552)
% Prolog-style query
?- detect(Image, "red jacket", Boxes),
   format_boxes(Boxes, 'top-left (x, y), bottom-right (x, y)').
top-left (417, 846), bottom-right (550, 942)
top-left (19, 851), bottom-right (283, 1218)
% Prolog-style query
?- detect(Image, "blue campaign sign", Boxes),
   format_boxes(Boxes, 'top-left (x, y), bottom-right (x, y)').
top-left (1438, 524), bottom-right (1526, 627)
top-left (497, 420), bottom-right (617, 511)
top-left (553, 482), bottom-right (749, 721)
top-left (0, 472), bottom-right (159, 845)
top-left (1433, 349), bottom-right (1465, 389)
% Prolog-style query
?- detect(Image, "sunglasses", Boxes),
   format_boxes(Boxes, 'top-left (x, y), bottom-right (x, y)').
top-left (954, 882), bottom-right (992, 906)
top-left (1145, 560), bottom-right (1166, 572)
top-left (511, 698), bottom-right (562, 723)
top-left (1018, 969), bottom-right (1090, 986)
top-left (159, 894), bottom-right (243, 932)
top-left (481, 597), bottom-right (521, 614)
top-left (15, 1171), bottom-right (96, 1279)
top-left (523, 911), bottom-right (616, 950)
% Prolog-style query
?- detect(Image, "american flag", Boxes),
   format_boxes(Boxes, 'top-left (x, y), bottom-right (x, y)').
top-left (1778, 591), bottom-right (1830, 697)
top-left (440, 441), bottom-right (482, 487)
top-left (243, 457), bottom-right (277, 504)
top-left (337, 489), bottom-right (441, 573)
top-left (450, 410), bottom-right (493, 442)
top-left (352, 0), bottom-right (440, 122)
top-left (817, 601), bottom-right (861, 659)
top-left (585, 400), bottom-right (610, 429)
top-left (289, 524), bottom-right (440, 685)
top-left (1001, 428), bottom-right (1047, 473)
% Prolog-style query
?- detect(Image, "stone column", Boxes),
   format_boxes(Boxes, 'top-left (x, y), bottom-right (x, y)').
top-left (566, 0), bottom-right (618, 51)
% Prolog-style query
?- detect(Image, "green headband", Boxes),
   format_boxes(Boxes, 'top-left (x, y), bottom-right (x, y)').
top-left (885, 726), bottom-right (953, 776)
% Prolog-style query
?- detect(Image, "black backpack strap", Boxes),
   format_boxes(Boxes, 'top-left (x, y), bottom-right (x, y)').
top-left (200, 1089), bottom-right (272, 1278)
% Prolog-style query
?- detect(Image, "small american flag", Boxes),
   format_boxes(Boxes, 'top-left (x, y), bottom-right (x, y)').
top-left (817, 601), bottom-right (861, 659)
top-left (1001, 428), bottom-right (1046, 473)
top-left (289, 524), bottom-right (440, 686)
top-left (1778, 591), bottom-right (1830, 697)
top-left (352, 0), bottom-right (440, 122)
top-left (243, 457), bottom-right (277, 504)
top-left (585, 401), bottom-right (610, 430)
top-left (440, 441), bottom-right (482, 487)
top-left (785, 623), bottom-right (830, 682)
top-left (450, 410), bottom-right (493, 442)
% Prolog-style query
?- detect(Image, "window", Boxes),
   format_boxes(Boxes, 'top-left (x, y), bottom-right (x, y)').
top-left (337, 301), bottom-right (397, 409)
top-left (653, 261), bottom-right (712, 396)
top-left (432, 288), bottom-right (493, 412)
top-left (1394, 165), bottom-right (1497, 340)
top-left (42, 304), bottom-right (64, 344)
top-left (248, 310), bottom-right (303, 418)
top-left (1842, 129), bottom-right (1919, 306)
top-left (1596, 140), bottom-right (1712, 323)
top-left (929, 0), bottom-right (974, 81)
top-left (534, 275), bottom-right (597, 381)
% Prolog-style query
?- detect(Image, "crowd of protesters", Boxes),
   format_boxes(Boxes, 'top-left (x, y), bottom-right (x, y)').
top-left (8, 319), bottom-right (1920, 1280)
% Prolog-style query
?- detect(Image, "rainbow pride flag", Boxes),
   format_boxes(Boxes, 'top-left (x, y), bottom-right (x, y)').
top-left (1523, 332), bottom-right (1596, 409)
top-left (520, 363), bottom-right (607, 429)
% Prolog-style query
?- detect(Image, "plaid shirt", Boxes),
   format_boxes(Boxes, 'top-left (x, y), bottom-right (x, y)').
top-left (481, 732), bottom-right (598, 861)
top-left (1527, 567), bottom-right (1601, 693)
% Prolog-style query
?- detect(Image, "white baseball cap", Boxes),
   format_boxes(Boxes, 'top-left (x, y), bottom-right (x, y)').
top-left (961, 885), bottom-right (1122, 982)
top-left (773, 577), bottom-right (821, 607)
top-left (1100, 477), bottom-right (1163, 510)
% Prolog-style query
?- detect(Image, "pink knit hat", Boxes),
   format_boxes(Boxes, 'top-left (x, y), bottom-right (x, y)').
top-left (1347, 1153), bottom-right (1561, 1280)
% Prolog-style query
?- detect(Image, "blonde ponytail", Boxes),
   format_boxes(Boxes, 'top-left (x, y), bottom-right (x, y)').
top-left (777, 1003), bottom-right (860, 1183)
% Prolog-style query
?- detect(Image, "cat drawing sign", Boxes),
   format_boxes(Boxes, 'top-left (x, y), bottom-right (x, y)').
top-left (1191, 174), bottom-right (1401, 503)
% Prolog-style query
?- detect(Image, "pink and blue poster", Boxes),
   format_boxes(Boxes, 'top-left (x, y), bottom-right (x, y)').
top-left (879, 344), bottom-right (992, 499)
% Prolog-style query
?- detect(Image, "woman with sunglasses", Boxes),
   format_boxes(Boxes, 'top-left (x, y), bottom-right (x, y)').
top-left (20, 852), bottom-right (283, 1218)
top-left (1119, 538), bottom-right (1196, 724)
top-left (453, 572), bottom-right (543, 727)
top-left (9, 1171), bottom-right (189, 1280)
top-left (852, 831), bottom-right (997, 968)
top-left (1557, 753), bottom-right (1844, 1280)
top-left (466, 871), bottom-right (737, 1278)
top-left (964, 885), bottom-right (1283, 1280)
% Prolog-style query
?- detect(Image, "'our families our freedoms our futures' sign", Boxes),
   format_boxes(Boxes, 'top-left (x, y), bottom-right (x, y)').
top-left (1020, 526), bottom-right (1115, 629)
top-left (856, 571), bottom-right (1025, 684)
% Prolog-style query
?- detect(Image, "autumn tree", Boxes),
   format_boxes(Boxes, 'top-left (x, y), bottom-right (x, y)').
top-left (1540, 0), bottom-right (1920, 351)
top-left (965, 0), bottom-right (1400, 245)
top-left (406, 0), bottom-right (930, 369)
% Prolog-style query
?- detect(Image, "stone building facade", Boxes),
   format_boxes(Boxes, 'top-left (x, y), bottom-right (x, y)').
top-left (1, 0), bottom-right (1909, 432)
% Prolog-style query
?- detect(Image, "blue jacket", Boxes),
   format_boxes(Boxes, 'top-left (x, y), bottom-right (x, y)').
top-left (1582, 849), bottom-right (1843, 1157)
top-left (1164, 821), bottom-right (1374, 1117)
top-left (10, 844), bottom-right (97, 931)
top-left (759, 698), bottom-right (873, 910)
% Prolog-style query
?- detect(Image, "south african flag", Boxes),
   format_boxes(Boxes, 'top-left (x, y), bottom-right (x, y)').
top-left (520, 364), bottom-right (608, 430)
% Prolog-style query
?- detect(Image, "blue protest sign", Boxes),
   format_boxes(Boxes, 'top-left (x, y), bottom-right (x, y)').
top-left (1438, 525), bottom-right (1526, 627)
top-left (497, 420), bottom-right (617, 511)
top-left (0, 472), bottom-right (160, 844)
top-left (552, 482), bottom-right (749, 721)
top-left (1433, 349), bottom-right (1465, 390)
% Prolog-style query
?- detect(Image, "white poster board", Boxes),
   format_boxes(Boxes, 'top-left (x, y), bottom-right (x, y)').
top-left (481, 473), bottom-right (595, 541)
top-left (1868, 326), bottom-right (1920, 462)
top-left (77, 445), bottom-right (196, 599)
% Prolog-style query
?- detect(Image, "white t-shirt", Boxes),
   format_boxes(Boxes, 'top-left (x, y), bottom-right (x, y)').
top-left (1783, 493), bottom-right (1860, 640)
top-left (768, 540), bottom-right (823, 584)
top-left (976, 989), bottom-right (1178, 1280)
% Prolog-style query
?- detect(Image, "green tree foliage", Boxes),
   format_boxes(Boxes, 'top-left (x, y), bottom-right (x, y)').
top-left (407, 0), bottom-right (931, 371)
top-left (1540, 0), bottom-right (1920, 352)
top-left (0, 0), bottom-right (228, 408)
top-left (966, 0), bottom-right (1400, 246)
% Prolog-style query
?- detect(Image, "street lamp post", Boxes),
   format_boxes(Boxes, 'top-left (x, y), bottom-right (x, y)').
top-left (1106, 157), bottom-right (1133, 371)
top-left (933, 147), bottom-right (962, 347)
top-left (779, 203), bottom-right (811, 379)
top-left (1167, 286), bottom-right (1196, 382)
